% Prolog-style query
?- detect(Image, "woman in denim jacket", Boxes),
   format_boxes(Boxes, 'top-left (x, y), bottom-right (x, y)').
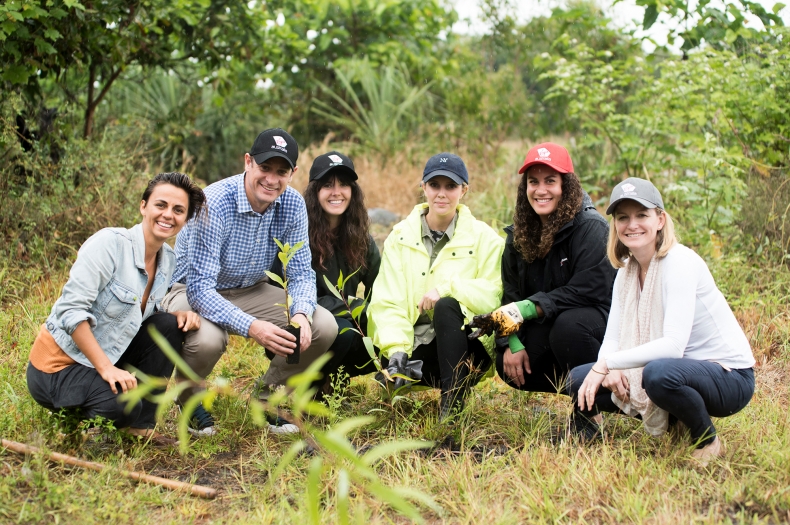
top-left (27, 172), bottom-right (205, 444)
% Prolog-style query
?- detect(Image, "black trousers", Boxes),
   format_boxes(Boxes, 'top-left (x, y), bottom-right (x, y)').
top-left (27, 313), bottom-right (181, 429)
top-left (318, 316), bottom-right (379, 384)
top-left (496, 307), bottom-right (607, 394)
top-left (568, 359), bottom-right (755, 447)
top-left (411, 297), bottom-right (491, 394)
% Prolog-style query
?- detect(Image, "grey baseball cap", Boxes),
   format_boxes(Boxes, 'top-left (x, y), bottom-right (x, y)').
top-left (606, 177), bottom-right (665, 215)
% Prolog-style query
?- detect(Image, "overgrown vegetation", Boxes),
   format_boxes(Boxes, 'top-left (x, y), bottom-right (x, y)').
top-left (1, 0), bottom-right (789, 522)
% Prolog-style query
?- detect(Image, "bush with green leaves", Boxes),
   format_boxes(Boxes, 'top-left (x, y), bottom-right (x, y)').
top-left (541, 32), bottom-right (790, 260)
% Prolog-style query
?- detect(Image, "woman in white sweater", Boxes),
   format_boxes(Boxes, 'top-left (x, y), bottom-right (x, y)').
top-left (569, 178), bottom-right (755, 464)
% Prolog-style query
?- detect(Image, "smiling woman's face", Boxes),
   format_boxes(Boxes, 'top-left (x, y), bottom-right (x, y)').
top-left (139, 183), bottom-right (190, 244)
top-left (613, 200), bottom-right (666, 258)
top-left (317, 175), bottom-right (352, 220)
top-left (526, 165), bottom-right (562, 223)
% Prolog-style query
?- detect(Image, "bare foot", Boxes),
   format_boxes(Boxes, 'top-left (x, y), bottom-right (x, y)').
top-left (690, 436), bottom-right (723, 466)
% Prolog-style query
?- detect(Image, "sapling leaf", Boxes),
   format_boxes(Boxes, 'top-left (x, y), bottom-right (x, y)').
top-left (339, 326), bottom-right (360, 335)
top-left (362, 336), bottom-right (377, 362)
top-left (278, 251), bottom-right (288, 265)
top-left (265, 440), bottom-right (307, 491)
top-left (351, 303), bottom-right (366, 320)
top-left (337, 469), bottom-right (350, 525)
top-left (322, 274), bottom-right (345, 300)
top-left (274, 238), bottom-right (285, 252)
top-left (361, 439), bottom-right (433, 466)
top-left (264, 270), bottom-right (285, 287)
top-left (307, 456), bottom-right (323, 525)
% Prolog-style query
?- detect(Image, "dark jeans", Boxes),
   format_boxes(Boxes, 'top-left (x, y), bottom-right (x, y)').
top-left (27, 313), bottom-right (181, 429)
top-left (411, 297), bottom-right (491, 395)
top-left (568, 359), bottom-right (755, 447)
top-left (496, 307), bottom-right (607, 394)
top-left (318, 316), bottom-right (378, 386)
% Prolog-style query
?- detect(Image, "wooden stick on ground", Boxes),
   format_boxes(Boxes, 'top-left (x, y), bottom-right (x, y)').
top-left (1, 438), bottom-right (217, 499)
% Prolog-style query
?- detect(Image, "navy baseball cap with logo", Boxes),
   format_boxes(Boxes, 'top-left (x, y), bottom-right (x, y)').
top-left (606, 177), bottom-right (665, 215)
top-left (423, 152), bottom-right (468, 185)
top-left (309, 151), bottom-right (358, 182)
top-left (250, 128), bottom-right (299, 169)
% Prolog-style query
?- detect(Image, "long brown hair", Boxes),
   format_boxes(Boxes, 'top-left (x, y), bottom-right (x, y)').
top-left (512, 170), bottom-right (584, 262)
top-left (304, 174), bottom-right (370, 271)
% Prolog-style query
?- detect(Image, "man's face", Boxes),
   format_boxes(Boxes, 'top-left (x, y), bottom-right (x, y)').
top-left (243, 154), bottom-right (296, 213)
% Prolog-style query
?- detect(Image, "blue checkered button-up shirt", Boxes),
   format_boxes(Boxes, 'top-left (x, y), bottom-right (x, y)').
top-left (171, 173), bottom-right (316, 336)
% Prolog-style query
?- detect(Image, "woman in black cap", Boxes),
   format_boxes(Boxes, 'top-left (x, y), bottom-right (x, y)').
top-left (302, 151), bottom-right (381, 395)
top-left (368, 153), bottom-right (505, 421)
top-left (470, 143), bottom-right (616, 399)
top-left (569, 178), bottom-right (755, 464)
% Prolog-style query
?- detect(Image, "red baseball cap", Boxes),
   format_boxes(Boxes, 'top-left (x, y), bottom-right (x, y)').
top-left (518, 142), bottom-right (574, 174)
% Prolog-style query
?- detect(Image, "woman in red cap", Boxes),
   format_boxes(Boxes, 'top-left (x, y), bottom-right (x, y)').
top-left (470, 143), bottom-right (616, 399)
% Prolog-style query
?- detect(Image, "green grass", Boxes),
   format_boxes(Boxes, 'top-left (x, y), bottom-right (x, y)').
top-left (1, 260), bottom-right (789, 524)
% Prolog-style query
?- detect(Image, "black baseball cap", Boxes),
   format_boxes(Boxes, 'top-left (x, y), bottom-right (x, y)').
top-left (606, 177), bottom-right (665, 215)
top-left (309, 151), bottom-right (358, 182)
top-left (249, 128), bottom-right (299, 169)
top-left (423, 152), bottom-right (468, 185)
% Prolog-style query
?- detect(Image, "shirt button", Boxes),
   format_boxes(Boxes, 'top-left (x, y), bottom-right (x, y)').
top-left (422, 272), bottom-right (425, 276)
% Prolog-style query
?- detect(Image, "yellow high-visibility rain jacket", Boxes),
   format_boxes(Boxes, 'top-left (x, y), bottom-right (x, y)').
top-left (368, 203), bottom-right (504, 359)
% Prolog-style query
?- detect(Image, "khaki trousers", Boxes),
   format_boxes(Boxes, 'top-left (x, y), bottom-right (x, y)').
top-left (162, 282), bottom-right (337, 400)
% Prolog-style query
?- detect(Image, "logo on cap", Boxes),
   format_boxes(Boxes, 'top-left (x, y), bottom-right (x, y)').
top-left (440, 158), bottom-right (448, 163)
top-left (328, 154), bottom-right (343, 164)
top-left (537, 148), bottom-right (551, 158)
top-left (273, 136), bottom-right (288, 147)
top-left (622, 183), bottom-right (636, 193)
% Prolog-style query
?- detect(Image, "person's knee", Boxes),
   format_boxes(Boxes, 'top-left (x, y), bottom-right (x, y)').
top-left (311, 306), bottom-right (338, 351)
top-left (567, 364), bottom-right (589, 397)
top-left (180, 325), bottom-right (228, 378)
top-left (434, 296), bottom-right (461, 318)
top-left (148, 313), bottom-right (182, 344)
top-left (642, 360), bottom-right (679, 396)
top-left (549, 311), bottom-right (600, 368)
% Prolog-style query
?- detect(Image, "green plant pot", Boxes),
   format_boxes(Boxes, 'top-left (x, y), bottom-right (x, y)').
top-left (285, 324), bottom-right (301, 365)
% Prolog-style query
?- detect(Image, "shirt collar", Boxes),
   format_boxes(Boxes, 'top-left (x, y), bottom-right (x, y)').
top-left (420, 207), bottom-right (457, 241)
top-left (130, 223), bottom-right (147, 270)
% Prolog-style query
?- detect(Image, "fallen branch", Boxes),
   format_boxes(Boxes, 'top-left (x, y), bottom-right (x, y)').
top-left (1, 438), bottom-right (217, 499)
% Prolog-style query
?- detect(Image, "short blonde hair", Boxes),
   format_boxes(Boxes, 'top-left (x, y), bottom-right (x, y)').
top-left (607, 207), bottom-right (679, 268)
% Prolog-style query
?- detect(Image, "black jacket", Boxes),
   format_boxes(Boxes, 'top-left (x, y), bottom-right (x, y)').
top-left (315, 234), bottom-right (381, 319)
top-left (501, 192), bottom-right (616, 327)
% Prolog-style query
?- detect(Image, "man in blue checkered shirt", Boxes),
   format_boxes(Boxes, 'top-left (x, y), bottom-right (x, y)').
top-left (163, 128), bottom-right (338, 435)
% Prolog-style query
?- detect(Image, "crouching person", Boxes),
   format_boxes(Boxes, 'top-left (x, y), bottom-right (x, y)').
top-left (368, 153), bottom-right (504, 421)
top-left (570, 178), bottom-right (755, 465)
top-left (162, 129), bottom-right (337, 435)
top-left (27, 173), bottom-right (205, 445)
top-left (471, 143), bottom-right (615, 397)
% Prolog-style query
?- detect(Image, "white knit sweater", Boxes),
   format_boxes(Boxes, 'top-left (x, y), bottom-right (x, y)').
top-left (599, 244), bottom-right (755, 370)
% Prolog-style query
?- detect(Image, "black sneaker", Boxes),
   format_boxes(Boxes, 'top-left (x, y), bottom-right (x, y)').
top-left (266, 413), bottom-right (299, 434)
top-left (184, 403), bottom-right (217, 437)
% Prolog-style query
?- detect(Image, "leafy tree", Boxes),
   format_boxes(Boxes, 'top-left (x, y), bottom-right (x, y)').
top-left (0, 0), bottom-right (265, 137)
top-left (633, 0), bottom-right (786, 54)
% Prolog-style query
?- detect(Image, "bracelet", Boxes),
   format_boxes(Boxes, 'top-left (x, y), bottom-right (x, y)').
top-left (590, 367), bottom-right (608, 375)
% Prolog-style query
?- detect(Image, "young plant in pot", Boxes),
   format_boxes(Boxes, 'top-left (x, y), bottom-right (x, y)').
top-left (265, 239), bottom-right (305, 364)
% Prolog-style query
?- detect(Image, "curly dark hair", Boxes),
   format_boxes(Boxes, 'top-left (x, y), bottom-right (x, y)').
top-left (141, 172), bottom-right (206, 221)
top-left (512, 170), bottom-right (584, 262)
top-left (304, 173), bottom-right (370, 271)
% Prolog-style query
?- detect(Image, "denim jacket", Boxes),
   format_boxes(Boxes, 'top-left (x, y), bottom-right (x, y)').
top-left (45, 223), bottom-right (176, 368)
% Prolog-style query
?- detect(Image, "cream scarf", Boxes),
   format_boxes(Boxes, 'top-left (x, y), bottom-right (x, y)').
top-left (611, 254), bottom-right (669, 436)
